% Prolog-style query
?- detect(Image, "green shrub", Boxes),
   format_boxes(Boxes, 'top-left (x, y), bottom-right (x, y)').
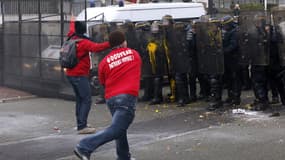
top-left (239, 3), bottom-right (264, 10)
top-left (239, 3), bottom-right (278, 11)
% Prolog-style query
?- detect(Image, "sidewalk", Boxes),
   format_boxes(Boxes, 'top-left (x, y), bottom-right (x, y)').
top-left (0, 86), bottom-right (36, 103)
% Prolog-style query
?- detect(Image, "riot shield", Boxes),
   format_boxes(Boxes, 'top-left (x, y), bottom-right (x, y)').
top-left (88, 23), bottom-right (111, 95)
top-left (195, 20), bottom-right (224, 74)
top-left (161, 17), bottom-right (176, 102)
top-left (135, 21), bottom-right (151, 56)
top-left (272, 8), bottom-right (285, 66)
top-left (171, 22), bottom-right (191, 74)
top-left (134, 22), bottom-right (153, 76)
top-left (88, 23), bottom-right (110, 66)
top-left (238, 14), bottom-right (254, 65)
top-left (108, 21), bottom-right (140, 50)
top-left (89, 23), bottom-right (110, 42)
top-left (237, 12), bottom-right (270, 66)
top-left (146, 22), bottom-right (166, 76)
top-left (250, 13), bottom-right (270, 66)
top-left (124, 21), bottom-right (140, 51)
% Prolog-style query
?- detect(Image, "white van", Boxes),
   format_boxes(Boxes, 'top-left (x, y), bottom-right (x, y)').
top-left (76, 2), bottom-right (206, 91)
top-left (76, 2), bottom-right (206, 23)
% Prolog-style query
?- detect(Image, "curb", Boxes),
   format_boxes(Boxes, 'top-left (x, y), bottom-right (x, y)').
top-left (0, 95), bottom-right (37, 103)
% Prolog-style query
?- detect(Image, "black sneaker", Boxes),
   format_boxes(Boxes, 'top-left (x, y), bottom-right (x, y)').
top-left (189, 96), bottom-right (197, 102)
top-left (149, 98), bottom-right (162, 105)
top-left (223, 98), bottom-right (233, 106)
top-left (95, 97), bottom-right (105, 104)
top-left (250, 102), bottom-right (269, 111)
top-left (224, 98), bottom-right (241, 106)
top-left (74, 147), bottom-right (90, 160)
top-left (207, 101), bottom-right (223, 111)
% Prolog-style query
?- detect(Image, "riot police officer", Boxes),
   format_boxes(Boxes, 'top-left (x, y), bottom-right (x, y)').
top-left (222, 15), bottom-right (242, 107)
top-left (145, 21), bottom-right (166, 105)
top-left (186, 21), bottom-right (210, 102)
top-left (135, 22), bottom-right (154, 102)
top-left (250, 14), bottom-right (270, 111)
top-left (161, 15), bottom-right (176, 103)
top-left (195, 18), bottom-right (224, 111)
top-left (271, 7), bottom-right (285, 106)
top-left (172, 22), bottom-right (191, 107)
top-left (186, 22), bottom-right (198, 102)
top-left (266, 23), bottom-right (285, 106)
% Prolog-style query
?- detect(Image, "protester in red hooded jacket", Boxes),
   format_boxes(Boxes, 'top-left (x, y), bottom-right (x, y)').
top-left (66, 16), bottom-right (110, 134)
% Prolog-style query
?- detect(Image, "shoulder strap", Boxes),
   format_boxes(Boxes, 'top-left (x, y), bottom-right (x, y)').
top-left (69, 33), bottom-right (91, 61)
top-left (67, 33), bottom-right (76, 41)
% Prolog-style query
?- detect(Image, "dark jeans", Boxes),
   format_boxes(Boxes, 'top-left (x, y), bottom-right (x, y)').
top-left (78, 94), bottom-right (136, 160)
top-left (67, 76), bottom-right (92, 130)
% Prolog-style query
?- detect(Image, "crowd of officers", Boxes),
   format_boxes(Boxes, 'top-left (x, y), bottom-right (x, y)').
top-left (91, 12), bottom-right (285, 112)
top-left (126, 13), bottom-right (285, 112)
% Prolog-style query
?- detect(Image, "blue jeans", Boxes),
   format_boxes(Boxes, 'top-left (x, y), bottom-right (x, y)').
top-left (77, 94), bottom-right (136, 160)
top-left (67, 76), bottom-right (92, 130)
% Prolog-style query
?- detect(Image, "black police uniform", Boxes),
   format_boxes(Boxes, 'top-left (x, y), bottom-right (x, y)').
top-left (222, 16), bottom-right (242, 106)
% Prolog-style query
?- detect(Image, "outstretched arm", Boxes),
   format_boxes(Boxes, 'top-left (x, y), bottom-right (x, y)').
top-left (67, 15), bottom-right (76, 37)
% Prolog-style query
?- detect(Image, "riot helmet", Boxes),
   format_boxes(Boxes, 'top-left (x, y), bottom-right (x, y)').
top-left (124, 20), bottom-right (135, 31)
top-left (135, 21), bottom-right (151, 31)
top-left (162, 15), bottom-right (174, 26)
top-left (191, 19), bottom-right (200, 32)
top-left (221, 15), bottom-right (235, 31)
top-left (151, 21), bottom-right (160, 34)
top-left (209, 17), bottom-right (220, 23)
top-left (174, 22), bottom-right (185, 30)
top-left (253, 13), bottom-right (267, 28)
top-left (209, 17), bottom-right (221, 29)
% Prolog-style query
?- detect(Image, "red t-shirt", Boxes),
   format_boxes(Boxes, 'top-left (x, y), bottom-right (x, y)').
top-left (66, 21), bottom-right (110, 77)
top-left (99, 47), bottom-right (142, 99)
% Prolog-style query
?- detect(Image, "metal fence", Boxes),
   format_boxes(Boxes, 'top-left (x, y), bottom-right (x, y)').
top-left (3, 0), bottom-right (59, 14)
top-left (0, 0), bottom-right (89, 98)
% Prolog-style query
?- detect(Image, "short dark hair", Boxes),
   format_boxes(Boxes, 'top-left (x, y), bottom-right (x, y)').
top-left (109, 30), bottom-right (126, 48)
top-left (75, 21), bottom-right (87, 35)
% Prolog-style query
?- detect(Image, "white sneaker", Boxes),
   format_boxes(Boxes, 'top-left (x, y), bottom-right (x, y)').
top-left (78, 127), bottom-right (96, 134)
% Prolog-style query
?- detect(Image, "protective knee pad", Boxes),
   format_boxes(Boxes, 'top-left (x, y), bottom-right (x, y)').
top-left (175, 73), bottom-right (187, 83)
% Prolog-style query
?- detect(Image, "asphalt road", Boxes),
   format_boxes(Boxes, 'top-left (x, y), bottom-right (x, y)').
top-left (1, 91), bottom-right (285, 160)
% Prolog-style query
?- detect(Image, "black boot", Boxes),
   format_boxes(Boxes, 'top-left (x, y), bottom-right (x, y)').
top-left (269, 79), bottom-right (279, 104)
top-left (149, 77), bottom-right (163, 105)
top-left (224, 89), bottom-right (241, 107)
top-left (250, 100), bottom-right (269, 111)
top-left (207, 101), bottom-right (223, 111)
top-left (175, 73), bottom-right (190, 107)
top-left (270, 96), bottom-right (280, 104)
top-left (197, 74), bottom-right (210, 101)
top-left (251, 66), bottom-right (269, 111)
top-left (140, 77), bottom-right (154, 102)
top-left (189, 73), bottom-right (197, 102)
top-left (207, 75), bottom-right (223, 111)
top-left (224, 97), bottom-right (241, 107)
top-left (241, 65), bottom-right (251, 90)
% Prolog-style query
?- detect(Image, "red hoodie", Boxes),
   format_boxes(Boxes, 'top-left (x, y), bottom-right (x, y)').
top-left (66, 20), bottom-right (110, 77)
top-left (99, 47), bottom-right (142, 99)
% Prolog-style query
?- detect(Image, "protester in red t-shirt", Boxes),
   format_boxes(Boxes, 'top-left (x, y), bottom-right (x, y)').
top-left (66, 16), bottom-right (110, 134)
top-left (74, 30), bottom-right (141, 160)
